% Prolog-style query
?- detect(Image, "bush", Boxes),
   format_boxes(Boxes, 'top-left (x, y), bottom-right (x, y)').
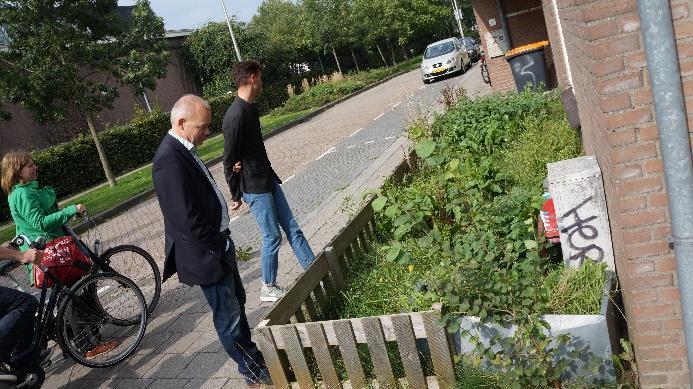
top-left (362, 90), bottom-right (606, 386)
top-left (273, 79), bottom-right (365, 115)
top-left (208, 93), bottom-right (235, 134)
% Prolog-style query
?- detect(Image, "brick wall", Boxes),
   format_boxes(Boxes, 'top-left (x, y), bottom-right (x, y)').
top-left (0, 36), bottom-right (200, 155)
top-left (550, 0), bottom-right (693, 386)
top-left (472, 0), bottom-right (556, 91)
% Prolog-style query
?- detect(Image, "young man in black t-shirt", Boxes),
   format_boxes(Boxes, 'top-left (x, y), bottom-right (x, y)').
top-left (223, 61), bottom-right (315, 302)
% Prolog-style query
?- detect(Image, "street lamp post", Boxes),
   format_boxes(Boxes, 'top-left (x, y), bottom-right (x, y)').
top-left (219, 0), bottom-right (242, 62)
top-left (452, 0), bottom-right (465, 38)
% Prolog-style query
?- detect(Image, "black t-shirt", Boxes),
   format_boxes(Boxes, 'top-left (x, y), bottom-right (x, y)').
top-left (222, 97), bottom-right (280, 201)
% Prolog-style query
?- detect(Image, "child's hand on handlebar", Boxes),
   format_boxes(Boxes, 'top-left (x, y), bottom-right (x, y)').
top-left (20, 248), bottom-right (43, 265)
top-left (76, 204), bottom-right (87, 216)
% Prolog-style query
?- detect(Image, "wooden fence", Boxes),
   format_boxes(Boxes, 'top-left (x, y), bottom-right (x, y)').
top-left (253, 195), bottom-right (458, 388)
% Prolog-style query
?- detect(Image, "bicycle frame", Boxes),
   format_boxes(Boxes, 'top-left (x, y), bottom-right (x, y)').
top-left (61, 224), bottom-right (117, 275)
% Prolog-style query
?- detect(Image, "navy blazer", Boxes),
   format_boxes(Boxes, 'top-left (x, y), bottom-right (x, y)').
top-left (152, 134), bottom-right (234, 286)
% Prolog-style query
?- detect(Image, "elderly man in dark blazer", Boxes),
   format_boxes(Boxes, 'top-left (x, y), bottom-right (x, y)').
top-left (152, 94), bottom-right (271, 388)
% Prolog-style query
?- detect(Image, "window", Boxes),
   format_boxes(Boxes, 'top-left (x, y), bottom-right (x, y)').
top-left (424, 42), bottom-right (455, 59)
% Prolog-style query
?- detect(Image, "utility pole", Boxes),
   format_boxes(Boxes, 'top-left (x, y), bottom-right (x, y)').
top-left (452, 0), bottom-right (465, 38)
top-left (219, 0), bottom-right (242, 62)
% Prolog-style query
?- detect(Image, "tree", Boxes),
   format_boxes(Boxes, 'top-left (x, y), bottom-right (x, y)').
top-left (0, 0), bottom-right (168, 186)
top-left (302, 0), bottom-right (353, 74)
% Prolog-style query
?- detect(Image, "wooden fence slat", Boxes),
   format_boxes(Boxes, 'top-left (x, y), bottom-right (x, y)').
top-left (294, 308), bottom-right (306, 323)
top-left (392, 315), bottom-right (427, 389)
top-left (280, 326), bottom-right (314, 389)
top-left (325, 246), bottom-right (346, 291)
top-left (304, 295), bottom-right (319, 321)
top-left (369, 214), bottom-right (378, 239)
top-left (358, 231), bottom-right (370, 252)
top-left (361, 317), bottom-right (396, 388)
top-left (264, 253), bottom-right (329, 325)
top-left (422, 311), bottom-right (456, 389)
top-left (254, 327), bottom-right (290, 389)
top-left (305, 322), bottom-right (341, 389)
top-left (313, 281), bottom-right (328, 315)
top-left (333, 320), bottom-right (367, 388)
top-left (330, 200), bottom-right (374, 257)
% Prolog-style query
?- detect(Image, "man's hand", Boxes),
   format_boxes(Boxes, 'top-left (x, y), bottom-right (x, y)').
top-left (20, 248), bottom-right (43, 265)
top-left (230, 199), bottom-right (243, 211)
top-left (232, 161), bottom-right (242, 173)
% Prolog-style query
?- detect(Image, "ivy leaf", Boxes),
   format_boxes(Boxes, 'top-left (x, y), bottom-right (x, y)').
top-left (524, 240), bottom-right (538, 250)
top-left (372, 196), bottom-right (387, 212)
top-left (418, 235), bottom-right (433, 247)
top-left (386, 244), bottom-right (402, 262)
top-left (415, 140), bottom-right (436, 158)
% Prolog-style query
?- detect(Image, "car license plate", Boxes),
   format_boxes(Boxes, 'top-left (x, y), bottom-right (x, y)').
top-left (432, 67), bottom-right (445, 74)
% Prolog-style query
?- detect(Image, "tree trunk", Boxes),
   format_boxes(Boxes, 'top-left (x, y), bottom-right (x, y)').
top-left (350, 47), bottom-right (360, 73)
top-left (401, 46), bottom-right (409, 59)
top-left (387, 40), bottom-right (397, 66)
top-left (318, 54), bottom-right (325, 73)
top-left (376, 44), bottom-right (389, 68)
top-left (86, 113), bottom-right (116, 186)
top-left (331, 46), bottom-right (343, 74)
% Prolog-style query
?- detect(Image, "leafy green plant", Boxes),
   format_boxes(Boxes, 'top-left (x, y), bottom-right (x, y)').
top-left (235, 246), bottom-right (254, 262)
top-left (545, 260), bottom-right (608, 315)
top-left (360, 90), bottom-right (605, 387)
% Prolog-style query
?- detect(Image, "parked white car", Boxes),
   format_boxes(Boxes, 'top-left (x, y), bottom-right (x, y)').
top-left (421, 37), bottom-right (471, 84)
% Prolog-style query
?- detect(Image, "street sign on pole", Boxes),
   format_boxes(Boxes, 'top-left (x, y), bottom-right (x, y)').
top-left (219, 0), bottom-right (242, 62)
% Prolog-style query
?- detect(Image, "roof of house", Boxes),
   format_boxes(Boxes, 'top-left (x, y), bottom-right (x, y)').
top-left (165, 29), bottom-right (195, 38)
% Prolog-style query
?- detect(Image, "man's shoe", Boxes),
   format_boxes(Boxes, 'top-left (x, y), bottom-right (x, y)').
top-left (84, 341), bottom-right (119, 359)
top-left (260, 284), bottom-right (285, 302)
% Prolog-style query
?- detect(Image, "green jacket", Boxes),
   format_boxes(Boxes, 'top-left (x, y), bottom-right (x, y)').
top-left (8, 180), bottom-right (78, 251)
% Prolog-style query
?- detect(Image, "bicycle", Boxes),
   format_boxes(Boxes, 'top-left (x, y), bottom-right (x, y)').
top-left (0, 235), bottom-right (148, 388)
top-left (63, 212), bottom-right (161, 317)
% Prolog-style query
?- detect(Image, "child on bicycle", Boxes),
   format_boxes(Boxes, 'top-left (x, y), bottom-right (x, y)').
top-left (1, 151), bottom-right (118, 359)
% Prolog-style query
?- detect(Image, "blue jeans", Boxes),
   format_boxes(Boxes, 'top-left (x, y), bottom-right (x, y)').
top-left (243, 181), bottom-right (315, 285)
top-left (200, 245), bottom-right (269, 384)
top-left (0, 286), bottom-right (37, 367)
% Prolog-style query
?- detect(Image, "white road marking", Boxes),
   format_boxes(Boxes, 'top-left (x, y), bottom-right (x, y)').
top-left (315, 147), bottom-right (336, 160)
top-left (347, 145), bottom-right (356, 149)
top-left (349, 128), bottom-right (363, 137)
top-left (231, 216), bottom-right (240, 222)
top-left (392, 101), bottom-right (401, 108)
top-left (97, 285), bottom-right (112, 295)
top-left (284, 175), bottom-right (295, 183)
top-left (420, 86), bottom-right (426, 90)
top-left (374, 113), bottom-right (384, 121)
top-left (364, 141), bottom-right (375, 145)
top-left (384, 136), bottom-right (395, 140)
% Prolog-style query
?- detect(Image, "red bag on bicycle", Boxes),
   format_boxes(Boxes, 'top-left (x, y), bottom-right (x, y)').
top-left (33, 236), bottom-right (92, 288)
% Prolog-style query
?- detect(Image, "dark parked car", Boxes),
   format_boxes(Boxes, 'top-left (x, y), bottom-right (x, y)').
top-left (462, 37), bottom-right (481, 62)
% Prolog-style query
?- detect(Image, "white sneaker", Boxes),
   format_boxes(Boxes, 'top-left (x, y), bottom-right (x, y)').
top-left (260, 284), bottom-right (285, 302)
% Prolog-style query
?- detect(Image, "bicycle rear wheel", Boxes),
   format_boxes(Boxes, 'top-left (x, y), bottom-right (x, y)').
top-left (55, 273), bottom-right (147, 368)
top-left (98, 245), bottom-right (161, 317)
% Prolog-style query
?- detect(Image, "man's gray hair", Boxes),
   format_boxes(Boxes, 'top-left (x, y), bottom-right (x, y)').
top-left (170, 94), bottom-right (211, 127)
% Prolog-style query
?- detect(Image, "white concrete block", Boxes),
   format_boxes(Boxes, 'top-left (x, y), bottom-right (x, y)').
top-left (547, 156), bottom-right (615, 271)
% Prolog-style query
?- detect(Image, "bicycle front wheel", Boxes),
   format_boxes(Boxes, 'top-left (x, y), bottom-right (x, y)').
top-left (55, 273), bottom-right (147, 368)
top-left (99, 245), bottom-right (161, 317)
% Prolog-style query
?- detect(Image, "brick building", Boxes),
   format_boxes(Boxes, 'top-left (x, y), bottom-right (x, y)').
top-left (0, 30), bottom-right (200, 156)
top-left (472, 0), bottom-right (692, 386)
